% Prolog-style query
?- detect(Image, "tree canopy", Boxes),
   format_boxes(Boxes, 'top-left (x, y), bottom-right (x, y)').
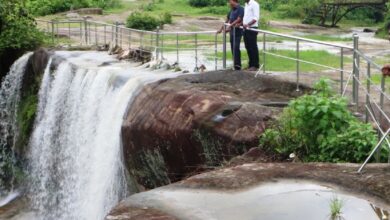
top-left (0, 0), bottom-right (44, 55)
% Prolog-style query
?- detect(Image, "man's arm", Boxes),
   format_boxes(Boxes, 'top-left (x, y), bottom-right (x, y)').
top-left (230, 17), bottom-right (242, 27)
top-left (217, 17), bottom-right (230, 33)
top-left (217, 12), bottom-right (231, 33)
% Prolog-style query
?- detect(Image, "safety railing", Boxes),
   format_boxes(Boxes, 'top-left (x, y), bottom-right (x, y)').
top-left (35, 18), bottom-right (390, 171)
top-left (35, 18), bottom-right (224, 71)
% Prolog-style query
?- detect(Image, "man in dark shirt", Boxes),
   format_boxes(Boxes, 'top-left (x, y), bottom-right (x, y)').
top-left (218, 0), bottom-right (244, 70)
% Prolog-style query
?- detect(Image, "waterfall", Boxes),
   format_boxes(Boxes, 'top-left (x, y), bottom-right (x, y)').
top-left (0, 53), bottom-right (32, 192)
top-left (0, 51), bottom-right (179, 220)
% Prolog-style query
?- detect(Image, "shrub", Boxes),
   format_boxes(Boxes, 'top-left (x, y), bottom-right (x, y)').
top-left (260, 78), bottom-right (383, 163)
top-left (126, 12), bottom-right (173, 30)
top-left (202, 6), bottom-right (229, 15)
top-left (0, 0), bottom-right (44, 54)
top-left (126, 12), bottom-right (161, 31)
top-left (188, 0), bottom-right (227, 8)
top-left (161, 12), bottom-right (172, 25)
top-left (26, 0), bottom-right (119, 16)
top-left (377, 3), bottom-right (390, 39)
top-left (276, 0), bottom-right (320, 19)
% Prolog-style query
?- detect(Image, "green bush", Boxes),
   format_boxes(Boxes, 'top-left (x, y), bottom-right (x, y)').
top-left (126, 12), bottom-right (173, 30)
top-left (377, 3), bottom-right (390, 39)
top-left (0, 0), bottom-right (44, 54)
top-left (26, 0), bottom-right (119, 16)
top-left (260, 78), bottom-right (383, 163)
top-left (188, 0), bottom-right (227, 7)
top-left (276, 0), bottom-right (320, 19)
top-left (161, 12), bottom-right (172, 25)
top-left (126, 12), bottom-right (161, 31)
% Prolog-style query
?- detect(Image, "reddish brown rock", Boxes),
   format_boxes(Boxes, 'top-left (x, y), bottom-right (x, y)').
top-left (122, 71), bottom-right (309, 189)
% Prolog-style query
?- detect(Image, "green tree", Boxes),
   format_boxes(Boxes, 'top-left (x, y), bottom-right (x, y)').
top-left (0, 0), bottom-right (44, 54)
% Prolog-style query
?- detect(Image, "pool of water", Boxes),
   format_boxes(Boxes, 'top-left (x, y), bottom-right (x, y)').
top-left (126, 180), bottom-right (389, 220)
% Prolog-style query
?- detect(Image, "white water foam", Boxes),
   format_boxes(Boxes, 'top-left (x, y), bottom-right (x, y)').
top-left (0, 53), bottom-right (32, 191)
top-left (24, 51), bottom-right (179, 220)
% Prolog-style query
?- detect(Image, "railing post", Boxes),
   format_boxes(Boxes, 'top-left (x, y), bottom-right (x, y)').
top-left (340, 47), bottom-right (344, 95)
top-left (195, 33), bottom-right (198, 70)
top-left (115, 22), bottom-right (119, 47)
top-left (263, 33), bottom-right (266, 74)
top-left (79, 21), bottom-right (82, 45)
top-left (222, 24), bottom-right (227, 69)
top-left (68, 22), bottom-right (71, 40)
top-left (176, 33), bottom-right (179, 65)
top-left (352, 34), bottom-right (359, 106)
top-left (365, 62), bottom-right (371, 123)
top-left (160, 32), bottom-right (164, 59)
top-left (129, 30), bottom-right (132, 48)
top-left (51, 20), bottom-right (55, 44)
top-left (95, 23), bottom-right (98, 45)
top-left (215, 33), bottom-right (218, 71)
top-left (296, 39), bottom-right (300, 92)
top-left (156, 27), bottom-right (160, 60)
top-left (83, 17), bottom-right (88, 45)
top-left (104, 25), bottom-right (107, 45)
top-left (379, 73), bottom-right (386, 162)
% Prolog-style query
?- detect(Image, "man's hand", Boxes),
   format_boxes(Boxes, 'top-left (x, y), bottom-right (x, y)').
top-left (243, 24), bottom-right (249, 29)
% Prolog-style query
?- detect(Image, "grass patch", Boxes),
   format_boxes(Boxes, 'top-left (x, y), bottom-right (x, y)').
top-left (302, 34), bottom-right (352, 42)
top-left (214, 49), bottom-right (347, 72)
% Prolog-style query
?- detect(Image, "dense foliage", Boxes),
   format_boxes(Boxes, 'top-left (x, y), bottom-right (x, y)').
top-left (260, 79), bottom-right (383, 163)
top-left (0, 0), bottom-right (44, 55)
top-left (188, 0), bottom-right (226, 8)
top-left (126, 12), bottom-right (172, 31)
top-left (26, 0), bottom-right (119, 16)
top-left (377, 3), bottom-right (390, 39)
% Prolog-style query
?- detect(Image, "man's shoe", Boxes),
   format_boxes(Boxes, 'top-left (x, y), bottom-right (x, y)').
top-left (247, 67), bottom-right (258, 71)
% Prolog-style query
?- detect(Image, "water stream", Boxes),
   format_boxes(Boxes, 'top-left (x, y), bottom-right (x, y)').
top-left (0, 53), bottom-right (32, 192)
top-left (0, 51), bottom-right (179, 220)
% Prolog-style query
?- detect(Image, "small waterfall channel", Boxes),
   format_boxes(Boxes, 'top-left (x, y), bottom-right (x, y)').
top-left (0, 51), bottom-right (179, 220)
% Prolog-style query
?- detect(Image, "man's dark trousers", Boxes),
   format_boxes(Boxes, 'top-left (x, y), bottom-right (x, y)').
top-left (230, 28), bottom-right (243, 70)
top-left (244, 29), bottom-right (259, 68)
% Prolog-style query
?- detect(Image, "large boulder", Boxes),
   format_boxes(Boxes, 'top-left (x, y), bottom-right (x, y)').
top-left (122, 71), bottom-right (309, 189)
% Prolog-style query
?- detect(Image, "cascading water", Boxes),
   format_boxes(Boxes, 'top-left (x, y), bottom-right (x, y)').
top-left (0, 51), bottom-right (179, 220)
top-left (0, 53), bottom-right (32, 192)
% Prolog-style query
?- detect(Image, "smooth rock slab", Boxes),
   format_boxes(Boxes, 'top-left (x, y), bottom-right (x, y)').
top-left (106, 163), bottom-right (390, 220)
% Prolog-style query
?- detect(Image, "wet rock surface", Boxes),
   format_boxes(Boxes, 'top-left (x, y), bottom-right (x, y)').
top-left (107, 163), bottom-right (390, 220)
top-left (122, 71), bottom-right (309, 189)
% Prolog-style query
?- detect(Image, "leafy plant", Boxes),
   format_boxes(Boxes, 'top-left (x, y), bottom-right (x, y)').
top-left (126, 12), bottom-right (161, 31)
top-left (188, 0), bottom-right (228, 8)
top-left (329, 196), bottom-right (344, 220)
top-left (161, 12), bottom-right (172, 25)
top-left (0, 0), bottom-right (44, 54)
top-left (126, 12), bottom-right (173, 30)
top-left (26, 0), bottom-right (119, 16)
top-left (260, 78), bottom-right (383, 163)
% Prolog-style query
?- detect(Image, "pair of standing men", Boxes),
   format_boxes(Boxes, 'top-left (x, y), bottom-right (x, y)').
top-left (218, 0), bottom-right (260, 71)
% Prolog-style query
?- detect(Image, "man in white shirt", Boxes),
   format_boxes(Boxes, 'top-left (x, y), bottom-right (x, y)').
top-left (243, 0), bottom-right (260, 71)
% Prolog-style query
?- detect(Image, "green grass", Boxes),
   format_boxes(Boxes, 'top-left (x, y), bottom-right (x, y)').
top-left (329, 197), bottom-right (344, 220)
top-left (303, 34), bottom-right (352, 42)
top-left (214, 49), bottom-right (348, 72)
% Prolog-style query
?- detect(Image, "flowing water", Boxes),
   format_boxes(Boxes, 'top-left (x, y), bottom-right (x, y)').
top-left (0, 53), bottom-right (32, 192)
top-left (0, 51), bottom-right (179, 220)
